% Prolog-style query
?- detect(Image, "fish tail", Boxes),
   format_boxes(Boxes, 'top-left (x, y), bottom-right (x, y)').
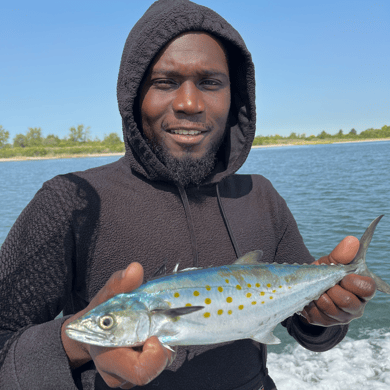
top-left (347, 215), bottom-right (390, 294)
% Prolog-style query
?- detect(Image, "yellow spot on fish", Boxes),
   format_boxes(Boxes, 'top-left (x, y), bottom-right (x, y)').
top-left (267, 283), bottom-right (271, 288)
top-left (194, 291), bottom-right (200, 296)
top-left (279, 286), bottom-right (283, 289)
top-left (204, 312), bottom-right (210, 318)
top-left (256, 283), bottom-right (261, 288)
top-left (218, 309), bottom-right (223, 315)
top-left (236, 285), bottom-right (242, 290)
top-left (247, 283), bottom-right (252, 288)
top-left (272, 290), bottom-right (276, 293)
top-left (225, 279), bottom-right (230, 283)
top-left (260, 292), bottom-right (265, 296)
top-left (238, 305), bottom-right (244, 310)
top-left (226, 297), bottom-right (233, 303)
top-left (228, 310), bottom-right (232, 315)
top-left (288, 286), bottom-right (292, 289)
top-left (261, 301), bottom-right (265, 304)
top-left (174, 292), bottom-right (180, 298)
top-left (246, 293), bottom-right (252, 298)
top-left (270, 296), bottom-right (273, 300)
top-left (205, 298), bottom-right (212, 305)
top-left (167, 301), bottom-right (172, 307)
top-left (185, 303), bottom-right (192, 307)
top-left (206, 285), bottom-right (211, 291)
top-left (252, 301), bottom-right (257, 305)
top-left (218, 286), bottom-right (223, 292)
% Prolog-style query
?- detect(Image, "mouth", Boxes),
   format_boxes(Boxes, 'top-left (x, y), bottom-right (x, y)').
top-left (164, 127), bottom-right (209, 147)
top-left (66, 325), bottom-right (107, 343)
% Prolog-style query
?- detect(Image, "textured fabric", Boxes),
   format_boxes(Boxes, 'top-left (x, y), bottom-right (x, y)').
top-left (0, 0), bottom-right (349, 389)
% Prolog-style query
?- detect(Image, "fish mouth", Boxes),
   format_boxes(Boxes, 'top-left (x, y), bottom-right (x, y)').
top-left (66, 326), bottom-right (109, 344)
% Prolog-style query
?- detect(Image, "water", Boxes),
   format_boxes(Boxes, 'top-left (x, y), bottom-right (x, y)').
top-left (1, 141), bottom-right (390, 389)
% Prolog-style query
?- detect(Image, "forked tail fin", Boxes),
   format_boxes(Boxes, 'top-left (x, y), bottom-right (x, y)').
top-left (351, 215), bottom-right (390, 294)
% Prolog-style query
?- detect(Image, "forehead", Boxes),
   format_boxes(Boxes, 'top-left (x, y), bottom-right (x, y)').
top-left (150, 32), bottom-right (229, 75)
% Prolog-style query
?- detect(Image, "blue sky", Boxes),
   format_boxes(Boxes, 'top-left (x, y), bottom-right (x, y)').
top-left (1, 0), bottom-right (389, 141)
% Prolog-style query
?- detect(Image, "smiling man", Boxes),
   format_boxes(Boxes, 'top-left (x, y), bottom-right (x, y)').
top-left (0, 1), bottom-right (376, 390)
top-left (139, 32), bottom-right (231, 187)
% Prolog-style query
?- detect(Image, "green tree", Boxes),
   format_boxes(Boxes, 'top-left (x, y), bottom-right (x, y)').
top-left (26, 127), bottom-right (43, 146)
top-left (337, 129), bottom-right (343, 137)
top-left (68, 124), bottom-right (91, 143)
top-left (103, 132), bottom-right (122, 144)
top-left (13, 134), bottom-right (28, 148)
top-left (349, 128), bottom-right (357, 136)
top-left (0, 125), bottom-right (10, 147)
top-left (288, 132), bottom-right (298, 139)
top-left (318, 130), bottom-right (330, 139)
top-left (43, 134), bottom-right (60, 146)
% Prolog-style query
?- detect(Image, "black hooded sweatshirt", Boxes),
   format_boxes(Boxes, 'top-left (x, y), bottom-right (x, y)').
top-left (0, 1), bottom-right (348, 389)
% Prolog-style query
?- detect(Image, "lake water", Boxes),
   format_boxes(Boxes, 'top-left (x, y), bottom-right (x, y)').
top-left (1, 141), bottom-right (389, 390)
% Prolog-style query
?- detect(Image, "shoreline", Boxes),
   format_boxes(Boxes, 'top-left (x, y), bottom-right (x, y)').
top-left (0, 138), bottom-right (389, 162)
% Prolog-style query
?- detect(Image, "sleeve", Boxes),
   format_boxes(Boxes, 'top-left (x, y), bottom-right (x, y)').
top-left (274, 193), bottom-right (349, 352)
top-left (0, 183), bottom-right (79, 389)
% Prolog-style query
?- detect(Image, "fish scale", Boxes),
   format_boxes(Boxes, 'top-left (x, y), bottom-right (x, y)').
top-left (66, 216), bottom-right (390, 348)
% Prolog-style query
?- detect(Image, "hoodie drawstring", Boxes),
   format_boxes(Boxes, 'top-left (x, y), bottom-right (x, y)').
top-left (216, 183), bottom-right (242, 259)
top-left (177, 183), bottom-right (242, 268)
top-left (177, 185), bottom-right (199, 267)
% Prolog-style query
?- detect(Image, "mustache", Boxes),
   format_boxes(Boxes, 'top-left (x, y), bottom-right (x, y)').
top-left (161, 121), bottom-right (213, 132)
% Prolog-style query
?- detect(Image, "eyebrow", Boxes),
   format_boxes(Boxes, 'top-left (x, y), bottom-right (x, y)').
top-left (151, 69), bottom-right (229, 78)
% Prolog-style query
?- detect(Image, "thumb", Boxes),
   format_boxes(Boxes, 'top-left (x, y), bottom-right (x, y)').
top-left (315, 236), bottom-right (360, 266)
top-left (95, 262), bottom-right (144, 305)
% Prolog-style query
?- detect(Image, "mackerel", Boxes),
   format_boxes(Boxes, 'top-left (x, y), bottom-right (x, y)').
top-left (66, 216), bottom-right (390, 348)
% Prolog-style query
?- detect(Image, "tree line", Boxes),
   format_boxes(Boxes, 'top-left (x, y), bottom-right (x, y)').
top-left (0, 125), bottom-right (125, 158)
top-left (0, 124), bottom-right (389, 158)
top-left (0, 125), bottom-right (122, 148)
top-left (253, 125), bottom-right (390, 145)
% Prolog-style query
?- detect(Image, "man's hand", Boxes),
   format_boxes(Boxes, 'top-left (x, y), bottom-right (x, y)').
top-left (301, 236), bottom-right (377, 327)
top-left (61, 263), bottom-right (175, 388)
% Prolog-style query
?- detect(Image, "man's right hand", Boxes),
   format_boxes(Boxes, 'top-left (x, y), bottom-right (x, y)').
top-left (61, 262), bottom-right (175, 388)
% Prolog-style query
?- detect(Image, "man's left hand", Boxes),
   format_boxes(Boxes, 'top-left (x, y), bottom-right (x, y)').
top-left (301, 236), bottom-right (377, 326)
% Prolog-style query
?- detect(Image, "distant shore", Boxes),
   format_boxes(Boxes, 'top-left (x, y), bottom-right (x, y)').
top-left (0, 138), bottom-right (389, 162)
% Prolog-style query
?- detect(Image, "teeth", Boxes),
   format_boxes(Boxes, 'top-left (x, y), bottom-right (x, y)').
top-left (171, 130), bottom-right (201, 135)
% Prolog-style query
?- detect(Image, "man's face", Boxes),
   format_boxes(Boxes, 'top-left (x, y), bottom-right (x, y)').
top-left (139, 32), bottom-right (231, 173)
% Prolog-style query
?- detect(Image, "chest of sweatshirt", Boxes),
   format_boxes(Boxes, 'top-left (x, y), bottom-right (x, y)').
top-left (47, 158), bottom-right (290, 306)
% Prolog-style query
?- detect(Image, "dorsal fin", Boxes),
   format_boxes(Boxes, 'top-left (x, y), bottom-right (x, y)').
top-left (152, 263), bottom-right (167, 278)
top-left (234, 250), bottom-right (263, 265)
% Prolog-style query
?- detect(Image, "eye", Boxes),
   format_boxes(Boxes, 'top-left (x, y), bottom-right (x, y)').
top-left (152, 79), bottom-right (176, 89)
top-left (98, 315), bottom-right (115, 330)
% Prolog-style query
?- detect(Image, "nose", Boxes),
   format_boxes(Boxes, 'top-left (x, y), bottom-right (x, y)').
top-left (172, 81), bottom-right (205, 115)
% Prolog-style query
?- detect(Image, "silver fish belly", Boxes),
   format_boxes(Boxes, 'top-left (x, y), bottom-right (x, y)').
top-left (66, 216), bottom-right (390, 348)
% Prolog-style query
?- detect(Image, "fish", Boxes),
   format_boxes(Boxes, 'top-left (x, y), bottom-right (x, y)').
top-left (66, 216), bottom-right (390, 348)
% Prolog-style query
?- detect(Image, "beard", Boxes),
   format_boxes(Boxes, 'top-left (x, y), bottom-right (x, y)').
top-left (149, 136), bottom-right (223, 187)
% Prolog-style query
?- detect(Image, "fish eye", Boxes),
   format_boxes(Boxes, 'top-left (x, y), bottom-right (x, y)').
top-left (98, 315), bottom-right (115, 330)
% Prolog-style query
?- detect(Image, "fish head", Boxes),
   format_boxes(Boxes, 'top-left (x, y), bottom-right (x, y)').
top-left (65, 295), bottom-right (150, 347)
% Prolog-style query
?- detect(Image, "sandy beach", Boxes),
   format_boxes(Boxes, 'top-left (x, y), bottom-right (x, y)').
top-left (0, 138), bottom-right (389, 162)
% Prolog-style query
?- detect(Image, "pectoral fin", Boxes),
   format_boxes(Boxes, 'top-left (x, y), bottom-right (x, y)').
top-left (152, 306), bottom-right (204, 318)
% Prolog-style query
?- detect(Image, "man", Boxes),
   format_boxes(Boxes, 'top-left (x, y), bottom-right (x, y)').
top-left (0, 1), bottom-right (376, 389)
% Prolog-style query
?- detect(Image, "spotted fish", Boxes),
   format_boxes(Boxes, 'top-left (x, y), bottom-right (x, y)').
top-left (66, 216), bottom-right (390, 348)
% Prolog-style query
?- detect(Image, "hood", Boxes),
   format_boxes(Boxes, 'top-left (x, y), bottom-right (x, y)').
top-left (117, 0), bottom-right (256, 185)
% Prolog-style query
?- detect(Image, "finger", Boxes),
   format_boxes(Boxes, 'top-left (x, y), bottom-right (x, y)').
top-left (98, 262), bottom-right (144, 304)
top-left (92, 337), bottom-right (171, 387)
top-left (328, 236), bottom-right (360, 265)
top-left (339, 274), bottom-right (376, 301)
top-left (326, 285), bottom-right (364, 316)
top-left (315, 236), bottom-right (360, 266)
top-left (130, 337), bottom-right (172, 386)
top-left (302, 300), bottom-right (338, 326)
top-left (303, 291), bottom-right (354, 326)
